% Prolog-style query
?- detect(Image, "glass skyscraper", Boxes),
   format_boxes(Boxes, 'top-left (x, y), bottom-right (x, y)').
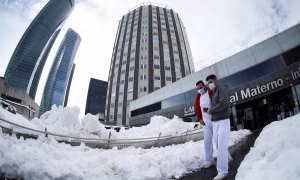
top-left (64, 63), bottom-right (76, 107)
top-left (85, 78), bottom-right (108, 116)
top-left (105, 3), bottom-right (195, 125)
top-left (39, 29), bottom-right (81, 116)
top-left (4, 0), bottom-right (75, 100)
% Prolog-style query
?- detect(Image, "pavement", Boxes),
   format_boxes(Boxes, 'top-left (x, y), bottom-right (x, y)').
top-left (179, 129), bottom-right (261, 180)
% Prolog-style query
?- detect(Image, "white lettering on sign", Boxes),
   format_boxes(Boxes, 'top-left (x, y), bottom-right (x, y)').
top-left (184, 106), bottom-right (195, 116)
top-left (230, 78), bottom-right (284, 103)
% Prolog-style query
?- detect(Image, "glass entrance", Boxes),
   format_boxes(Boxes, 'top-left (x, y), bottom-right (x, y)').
top-left (236, 87), bottom-right (295, 130)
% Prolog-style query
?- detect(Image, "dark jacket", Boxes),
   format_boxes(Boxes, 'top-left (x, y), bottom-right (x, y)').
top-left (210, 85), bottom-right (230, 121)
top-left (195, 89), bottom-right (213, 122)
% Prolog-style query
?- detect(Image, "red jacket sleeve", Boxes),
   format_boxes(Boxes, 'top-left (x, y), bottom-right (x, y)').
top-left (195, 93), bottom-right (202, 122)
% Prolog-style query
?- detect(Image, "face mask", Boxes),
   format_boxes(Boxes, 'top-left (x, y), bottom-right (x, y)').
top-left (209, 82), bottom-right (216, 90)
top-left (198, 88), bottom-right (206, 95)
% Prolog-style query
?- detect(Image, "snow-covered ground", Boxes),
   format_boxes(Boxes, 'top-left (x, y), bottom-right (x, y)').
top-left (0, 106), bottom-right (251, 179)
top-left (236, 113), bottom-right (300, 180)
top-left (0, 106), bottom-right (198, 140)
top-left (0, 127), bottom-right (250, 180)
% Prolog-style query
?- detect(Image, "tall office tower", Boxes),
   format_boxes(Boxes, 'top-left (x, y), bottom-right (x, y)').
top-left (85, 78), bottom-right (108, 118)
top-left (63, 63), bottom-right (76, 107)
top-left (4, 0), bottom-right (75, 100)
top-left (105, 3), bottom-right (195, 125)
top-left (39, 29), bottom-right (81, 116)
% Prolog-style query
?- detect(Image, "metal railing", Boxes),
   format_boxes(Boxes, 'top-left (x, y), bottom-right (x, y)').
top-left (0, 117), bottom-right (204, 149)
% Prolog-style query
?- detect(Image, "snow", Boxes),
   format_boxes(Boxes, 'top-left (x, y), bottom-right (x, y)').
top-left (0, 105), bottom-right (251, 179)
top-left (236, 113), bottom-right (300, 180)
top-left (0, 128), bottom-right (250, 179)
top-left (0, 106), bottom-right (198, 140)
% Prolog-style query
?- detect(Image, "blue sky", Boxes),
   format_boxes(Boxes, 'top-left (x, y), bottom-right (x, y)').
top-left (0, 0), bottom-right (300, 115)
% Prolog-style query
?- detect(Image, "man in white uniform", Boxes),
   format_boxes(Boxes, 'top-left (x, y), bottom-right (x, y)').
top-left (195, 81), bottom-right (214, 168)
top-left (205, 74), bottom-right (231, 180)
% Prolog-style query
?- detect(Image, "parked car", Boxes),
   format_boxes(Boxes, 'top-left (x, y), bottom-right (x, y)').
top-left (105, 125), bottom-right (129, 132)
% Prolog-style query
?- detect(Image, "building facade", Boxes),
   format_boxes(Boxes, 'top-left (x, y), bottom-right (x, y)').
top-left (39, 29), bottom-right (81, 116)
top-left (105, 3), bottom-right (195, 125)
top-left (4, 0), bottom-right (75, 100)
top-left (85, 78), bottom-right (108, 123)
top-left (129, 23), bottom-right (300, 130)
top-left (0, 77), bottom-right (39, 119)
top-left (64, 63), bottom-right (76, 107)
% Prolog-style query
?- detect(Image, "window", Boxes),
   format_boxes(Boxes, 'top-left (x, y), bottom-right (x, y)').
top-left (131, 102), bottom-right (161, 117)
top-left (282, 45), bottom-right (300, 66)
top-left (140, 64), bottom-right (147, 69)
top-left (154, 55), bottom-right (160, 59)
top-left (165, 66), bottom-right (171, 70)
top-left (154, 76), bottom-right (161, 80)
top-left (129, 77), bottom-right (133, 82)
top-left (122, 60), bottom-right (126, 65)
top-left (119, 91), bottom-right (123, 95)
top-left (120, 80), bottom-right (125, 84)
top-left (130, 66), bottom-right (134, 71)
top-left (166, 77), bottom-right (172, 81)
top-left (154, 65), bottom-right (160, 69)
top-left (128, 88), bottom-right (133, 93)
top-left (154, 87), bottom-right (160, 91)
top-left (130, 57), bottom-right (135, 61)
top-left (218, 56), bottom-right (284, 88)
top-left (121, 70), bottom-right (126, 74)
top-left (140, 75), bottom-right (147, 80)
top-left (162, 94), bottom-right (185, 109)
top-left (139, 86), bottom-right (147, 92)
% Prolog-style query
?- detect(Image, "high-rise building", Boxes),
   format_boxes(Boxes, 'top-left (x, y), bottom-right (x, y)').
top-left (4, 0), bottom-right (75, 100)
top-left (105, 3), bottom-right (195, 125)
top-left (39, 29), bottom-right (81, 116)
top-left (64, 63), bottom-right (75, 107)
top-left (85, 78), bottom-right (108, 121)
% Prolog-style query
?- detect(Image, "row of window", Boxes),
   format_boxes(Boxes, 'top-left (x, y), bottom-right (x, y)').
top-left (139, 75), bottom-right (172, 81)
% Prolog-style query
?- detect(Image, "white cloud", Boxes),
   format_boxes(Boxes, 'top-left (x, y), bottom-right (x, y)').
top-left (0, 0), bottom-right (300, 116)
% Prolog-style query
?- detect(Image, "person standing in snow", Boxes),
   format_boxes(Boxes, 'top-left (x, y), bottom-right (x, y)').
top-left (279, 102), bottom-right (286, 120)
top-left (275, 104), bottom-right (281, 121)
top-left (195, 80), bottom-right (214, 168)
top-left (205, 74), bottom-right (231, 180)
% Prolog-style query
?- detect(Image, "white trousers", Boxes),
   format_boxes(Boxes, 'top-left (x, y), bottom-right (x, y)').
top-left (203, 121), bottom-right (213, 163)
top-left (213, 119), bottom-right (230, 175)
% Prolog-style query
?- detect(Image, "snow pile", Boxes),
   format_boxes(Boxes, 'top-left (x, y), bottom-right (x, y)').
top-left (0, 106), bottom-right (199, 140)
top-left (0, 106), bottom-right (42, 134)
top-left (0, 128), bottom-right (250, 180)
top-left (115, 115), bottom-right (196, 139)
top-left (236, 114), bottom-right (300, 180)
top-left (0, 106), bottom-right (109, 139)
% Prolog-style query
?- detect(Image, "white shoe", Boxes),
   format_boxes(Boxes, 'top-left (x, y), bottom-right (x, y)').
top-left (202, 161), bottom-right (215, 168)
top-left (213, 174), bottom-right (227, 180)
